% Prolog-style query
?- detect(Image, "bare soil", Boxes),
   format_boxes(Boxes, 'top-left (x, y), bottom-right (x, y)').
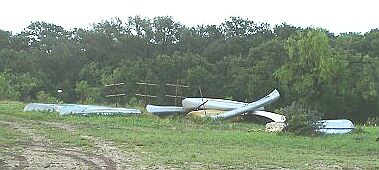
top-left (0, 120), bottom-right (140, 169)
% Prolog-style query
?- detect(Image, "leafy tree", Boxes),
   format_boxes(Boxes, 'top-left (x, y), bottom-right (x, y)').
top-left (75, 80), bottom-right (101, 104)
top-left (221, 17), bottom-right (255, 38)
top-left (151, 16), bottom-right (183, 55)
top-left (273, 23), bottom-right (300, 40)
top-left (0, 72), bottom-right (19, 100)
top-left (275, 29), bottom-right (338, 105)
top-left (0, 29), bottom-right (11, 50)
top-left (248, 39), bottom-right (288, 105)
top-left (13, 73), bottom-right (41, 101)
top-left (0, 49), bottom-right (36, 74)
top-left (364, 29), bottom-right (379, 57)
top-left (36, 91), bottom-right (57, 103)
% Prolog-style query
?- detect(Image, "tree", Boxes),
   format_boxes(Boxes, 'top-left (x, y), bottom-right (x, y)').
top-left (0, 72), bottom-right (19, 100)
top-left (75, 80), bottom-right (101, 104)
top-left (0, 29), bottom-right (11, 50)
top-left (0, 49), bottom-right (36, 74)
top-left (273, 23), bottom-right (300, 40)
top-left (151, 16), bottom-right (183, 55)
top-left (248, 39), bottom-right (288, 105)
top-left (13, 73), bottom-right (41, 101)
top-left (275, 29), bottom-right (339, 106)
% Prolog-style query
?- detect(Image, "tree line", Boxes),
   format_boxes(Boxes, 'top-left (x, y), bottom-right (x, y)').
top-left (1, 16), bottom-right (379, 122)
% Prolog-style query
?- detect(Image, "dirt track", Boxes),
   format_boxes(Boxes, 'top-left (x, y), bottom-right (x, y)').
top-left (0, 120), bottom-right (139, 169)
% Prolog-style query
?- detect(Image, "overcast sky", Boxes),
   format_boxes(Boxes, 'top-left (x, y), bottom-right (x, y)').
top-left (1, 0), bottom-right (378, 34)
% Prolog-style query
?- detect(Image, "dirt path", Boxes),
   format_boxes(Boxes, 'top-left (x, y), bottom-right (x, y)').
top-left (0, 120), bottom-right (139, 169)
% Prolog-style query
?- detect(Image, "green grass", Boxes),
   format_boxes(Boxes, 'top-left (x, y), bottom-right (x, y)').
top-left (1, 101), bottom-right (379, 169)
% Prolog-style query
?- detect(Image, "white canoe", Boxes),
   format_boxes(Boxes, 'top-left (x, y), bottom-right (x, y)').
top-left (251, 111), bottom-right (286, 122)
top-left (24, 103), bottom-right (141, 116)
top-left (317, 119), bottom-right (354, 134)
top-left (207, 89), bottom-right (280, 120)
top-left (146, 105), bottom-right (187, 115)
top-left (182, 98), bottom-right (264, 111)
top-left (24, 103), bottom-right (62, 112)
top-left (58, 104), bottom-right (141, 115)
top-left (188, 109), bottom-right (286, 122)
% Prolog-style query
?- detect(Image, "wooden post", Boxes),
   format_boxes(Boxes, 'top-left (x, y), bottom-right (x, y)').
top-left (198, 86), bottom-right (206, 115)
top-left (144, 78), bottom-right (147, 105)
top-left (104, 82), bottom-right (126, 107)
top-left (173, 79), bottom-right (180, 106)
top-left (165, 79), bottom-right (189, 106)
top-left (136, 79), bottom-right (157, 105)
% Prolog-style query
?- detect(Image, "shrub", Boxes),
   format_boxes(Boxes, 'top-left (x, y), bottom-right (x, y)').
top-left (75, 80), bottom-right (102, 104)
top-left (36, 91), bottom-right (57, 103)
top-left (276, 102), bottom-right (323, 136)
top-left (366, 117), bottom-right (379, 126)
top-left (0, 72), bottom-right (20, 100)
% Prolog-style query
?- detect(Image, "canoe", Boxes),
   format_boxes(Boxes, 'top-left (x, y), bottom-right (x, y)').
top-left (24, 103), bottom-right (141, 116)
top-left (24, 103), bottom-right (62, 112)
top-left (58, 104), bottom-right (141, 115)
top-left (182, 98), bottom-right (264, 111)
top-left (146, 105), bottom-right (187, 115)
top-left (317, 119), bottom-right (354, 134)
top-left (207, 89), bottom-right (280, 120)
top-left (182, 98), bottom-right (246, 110)
top-left (188, 110), bottom-right (285, 122)
top-left (187, 109), bottom-right (224, 117)
top-left (251, 111), bottom-right (286, 122)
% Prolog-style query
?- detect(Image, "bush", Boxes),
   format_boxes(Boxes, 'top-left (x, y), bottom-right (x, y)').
top-left (36, 91), bottom-right (57, 103)
top-left (366, 117), bottom-right (379, 126)
top-left (74, 80), bottom-right (102, 104)
top-left (0, 72), bottom-right (20, 100)
top-left (276, 102), bottom-right (323, 136)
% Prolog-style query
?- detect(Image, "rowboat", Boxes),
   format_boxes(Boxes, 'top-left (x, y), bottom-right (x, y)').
top-left (24, 103), bottom-right (141, 116)
top-left (187, 109), bottom-right (285, 122)
top-left (207, 89), bottom-right (280, 120)
top-left (317, 119), bottom-right (354, 134)
top-left (146, 105), bottom-right (187, 115)
top-left (182, 98), bottom-right (247, 110)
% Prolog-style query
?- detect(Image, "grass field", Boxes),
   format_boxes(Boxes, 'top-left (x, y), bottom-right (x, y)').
top-left (1, 101), bottom-right (379, 169)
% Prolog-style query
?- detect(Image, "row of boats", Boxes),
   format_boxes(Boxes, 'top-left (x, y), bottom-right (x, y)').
top-left (24, 89), bottom-right (354, 134)
top-left (147, 89), bottom-right (284, 121)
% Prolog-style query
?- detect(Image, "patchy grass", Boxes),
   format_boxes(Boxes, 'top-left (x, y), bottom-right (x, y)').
top-left (1, 101), bottom-right (379, 169)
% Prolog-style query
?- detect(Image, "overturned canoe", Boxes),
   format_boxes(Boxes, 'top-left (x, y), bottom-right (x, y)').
top-left (207, 89), bottom-right (280, 120)
top-left (317, 119), bottom-right (354, 134)
top-left (187, 109), bottom-right (224, 117)
top-left (146, 105), bottom-right (187, 115)
top-left (58, 104), bottom-right (141, 115)
top-left (24, 103), bottom-right (141, 116)
top-left (251, 111), bottom-right (286, 122)
top-left (188, 110), bottom-right (285, 122)
top-left (23, 103), bottom-right (62, 112)
top-left (182, 97), bottom-right (263, 111)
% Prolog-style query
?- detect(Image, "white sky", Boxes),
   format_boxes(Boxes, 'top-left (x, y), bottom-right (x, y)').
top-left (1, 0), bottom-right (378, 34)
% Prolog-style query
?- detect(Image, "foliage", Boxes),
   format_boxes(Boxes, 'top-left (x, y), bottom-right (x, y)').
top-left (36, 91), bottom-right (57, 103)
top-left (0, 72), bottom-right (20, 100)
top-left (74, 80), bottom-right (102, 104)
top-left (366, 117), bottom-right (379, 126)
top-left (12, 73), bottom-right (41, 101)
top-left (0, 17), bottom-right (379, 122)
top-left (275, 29), bottom-right (335, 105)
top-left (276, 102), bottom-right (323, 135)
